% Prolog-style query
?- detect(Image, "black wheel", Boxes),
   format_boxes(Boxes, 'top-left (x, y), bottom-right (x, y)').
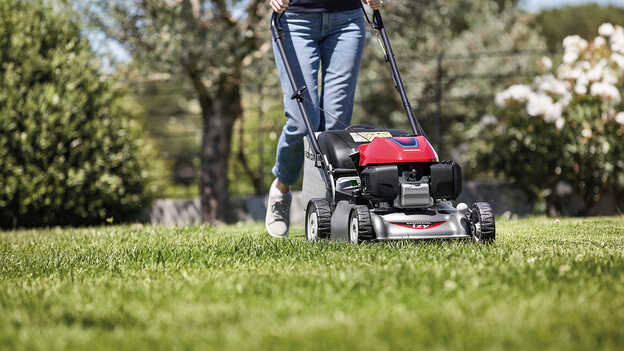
top-left (305, 199), bottom-right (331, 241)
top-left (348, 205), bottom-right (374, 244)
top-left (470, 202), bottom-right (495, 243)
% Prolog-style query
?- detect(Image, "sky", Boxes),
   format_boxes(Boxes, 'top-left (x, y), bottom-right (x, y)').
top-left (520, 0), bottom-right (624, 11)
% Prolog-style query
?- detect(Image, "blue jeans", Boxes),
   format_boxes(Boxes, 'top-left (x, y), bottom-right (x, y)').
top-left (272, 9), bottom-right (366, 186)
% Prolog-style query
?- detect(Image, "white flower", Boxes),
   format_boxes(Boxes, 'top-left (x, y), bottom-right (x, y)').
top-left (563, 35), bottom-right (588, 55)
top-left (563, 51), bottom-right (579, 64)
top-left (526, 93), bottom-right (553, 117)
top-left (496, 24), bottom-right (624, 128)
top-left (536, 74), bottom-right (570, 97)
top-left (586, 59), bottom-right (608, 82)
top-left (495, 84), bottom-right (534, 107)
top-left (602, 67), bottom-right (618, 84)
top-left (611, 53), bottom-right (624, 70)
top-left (558, 63), bottom-right (583, 80)
top-left (578, 60), bottom-right (591, 71)
top-left (563, 35), bottom-right (588, 51)
top-left (611, 26), bottom-right (624, 53)
top-left (480, 115), bottom-right (498, 126)
top-left (599, 23), bottom-right (615, 37)
top-left (590, 81), bottom-right (622, 104)
top-left (544, 102), bottom-right (564, 122)
top-left (539, 57), bottom-right (552, 71)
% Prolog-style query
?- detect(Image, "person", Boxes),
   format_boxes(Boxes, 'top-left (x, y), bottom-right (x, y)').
top-left (266, 0), bottom-right (382, 238)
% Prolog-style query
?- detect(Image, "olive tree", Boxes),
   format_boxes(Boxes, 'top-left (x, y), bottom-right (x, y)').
top-left (87, 0), bottom-right (267, 223)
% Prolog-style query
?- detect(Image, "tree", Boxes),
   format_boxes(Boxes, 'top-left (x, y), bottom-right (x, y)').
top-left (87, 0), bottom-right (267, 223)
top-left (533, 4), bottom-right (624, 50)
top-left (355, 0), bottom-right (546, 167)
top-left (0, 0), bottom-right (154, 228)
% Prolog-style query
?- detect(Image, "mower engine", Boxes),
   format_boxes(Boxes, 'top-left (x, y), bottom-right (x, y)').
top-left (357, 136), bottom-right (462, 209)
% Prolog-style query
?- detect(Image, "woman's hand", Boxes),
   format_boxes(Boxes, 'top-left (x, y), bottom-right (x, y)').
top-left (269, 0), bottom-right (289, 13)
top-left (363, 0), bottom-right (383, 11)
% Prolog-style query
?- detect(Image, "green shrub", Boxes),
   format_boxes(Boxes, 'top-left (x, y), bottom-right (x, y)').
top-left (0, 0), bottom-right (154, 228)
top-left (477, 25), bottom-right (624, 214)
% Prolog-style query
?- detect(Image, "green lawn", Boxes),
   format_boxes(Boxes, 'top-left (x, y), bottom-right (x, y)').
top-left (1, 217), bottom-right (623, 350)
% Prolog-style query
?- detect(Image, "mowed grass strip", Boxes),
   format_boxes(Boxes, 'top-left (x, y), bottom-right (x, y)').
top-left (1, 217), bottom-right (623, 350)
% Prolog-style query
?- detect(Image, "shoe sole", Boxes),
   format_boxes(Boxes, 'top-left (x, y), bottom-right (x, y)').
top-left (265, 219), bottom-right (289, 238)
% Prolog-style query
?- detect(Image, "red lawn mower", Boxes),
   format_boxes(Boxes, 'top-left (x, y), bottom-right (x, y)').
top-left (271, 9), bottom-right (495, 244)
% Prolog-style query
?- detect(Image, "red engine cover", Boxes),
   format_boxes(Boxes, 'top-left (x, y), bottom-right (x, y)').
top-left (358, 136), bottom-right (438, 166)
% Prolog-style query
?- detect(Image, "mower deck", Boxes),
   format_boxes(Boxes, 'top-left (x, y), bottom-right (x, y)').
top-left (370, 203), bottom-right (471, 240)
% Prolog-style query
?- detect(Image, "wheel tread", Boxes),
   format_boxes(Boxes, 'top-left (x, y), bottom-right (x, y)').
top-left (307, 199), bottom-right (331, 240)
top-left (471, 202), bottom-right (495, 243)
top-left (354, 205), bottom-right (375, 242)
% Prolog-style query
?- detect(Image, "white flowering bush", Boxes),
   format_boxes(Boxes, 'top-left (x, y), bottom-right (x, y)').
top-left (478, 23), bottom-right (624, 214)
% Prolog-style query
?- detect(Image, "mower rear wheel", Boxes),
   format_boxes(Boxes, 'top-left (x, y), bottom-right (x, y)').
top-left (470, 202), bottom-right (495, 243)
top-left (306, 199), bottom-right (331, 241)
top-left (348, 205), bottom-right (374, 244)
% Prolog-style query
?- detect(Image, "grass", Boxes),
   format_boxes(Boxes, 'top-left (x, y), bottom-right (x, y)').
top-left (1, 217), bottom-right (623, 350)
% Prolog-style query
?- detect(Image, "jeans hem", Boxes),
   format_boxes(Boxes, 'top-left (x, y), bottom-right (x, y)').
top-left (272, 166), bottom-right (299, 186)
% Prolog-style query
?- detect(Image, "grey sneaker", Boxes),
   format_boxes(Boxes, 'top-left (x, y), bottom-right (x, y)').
top-left (265, 179), bottom-right (292, 238)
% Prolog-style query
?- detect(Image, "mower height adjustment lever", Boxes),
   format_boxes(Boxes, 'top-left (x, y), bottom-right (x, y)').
top-left (291, 86), bottom-right (307, 102)
top-left (305, 150), bottom-right (325, 168)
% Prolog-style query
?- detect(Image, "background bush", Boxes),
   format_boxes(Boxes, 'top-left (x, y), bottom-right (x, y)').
top-left (0, 0), bottom-right (154, 228)
top-left (476, 24), bottom-right (624, 214)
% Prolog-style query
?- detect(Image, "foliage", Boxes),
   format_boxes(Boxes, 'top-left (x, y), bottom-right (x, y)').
top-left (124, 70), bottom-right (202, 191)
top-left (86, 0), bottom-right (268, 222)
top-left (478, 24), bottom-right (624, 214)
top-left (533, 4), bottom-right (624, 50)
top-left (1, 218), bottom-right (624, 349)
top-left (354, 0), bottom-right (546, 165)
top-left (0, 0), bottom-right (154, 228)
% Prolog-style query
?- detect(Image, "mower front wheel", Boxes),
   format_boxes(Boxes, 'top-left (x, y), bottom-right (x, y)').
top-left (348, 205), bottom-right (374, 244)
top-left (305, 199), bottom-right (331, 241)
top-left (470, 202), bottom-right (495, 243)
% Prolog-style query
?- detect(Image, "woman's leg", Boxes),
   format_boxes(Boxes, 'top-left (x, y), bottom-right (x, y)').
top-left (271, 12), bottom-right (323, 187)
top-left (267, 12), bottom-right (323, 238)
top-left (319, 9), bottom-right (366, 131)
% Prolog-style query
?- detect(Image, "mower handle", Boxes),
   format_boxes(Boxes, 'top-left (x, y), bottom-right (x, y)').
top-left (362, 9), bottom-right (426, 137)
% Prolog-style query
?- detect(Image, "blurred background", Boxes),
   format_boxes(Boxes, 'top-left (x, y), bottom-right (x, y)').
top-left (1, 0), bottom-right (623, 228)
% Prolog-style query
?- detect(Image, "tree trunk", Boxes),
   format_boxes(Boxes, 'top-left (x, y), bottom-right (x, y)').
top-left (237, 112), bottom-right (266, 196)
top-left (197, 74), bottom-right (242, 224)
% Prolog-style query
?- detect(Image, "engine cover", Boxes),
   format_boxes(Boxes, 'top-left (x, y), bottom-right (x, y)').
top-left (430, 161), bottom-right (462, 200)
top-left (361, 165), bottom-right (399, 201)
top-left (358, 136), bottom-right (438, 166)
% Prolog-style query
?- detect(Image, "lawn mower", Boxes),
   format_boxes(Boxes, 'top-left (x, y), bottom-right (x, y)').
top-left (270, 8), bottom-right (495, 244)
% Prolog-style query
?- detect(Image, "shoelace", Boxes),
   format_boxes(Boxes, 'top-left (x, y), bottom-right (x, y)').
top-left (271, 200), bottom-right (290, 222)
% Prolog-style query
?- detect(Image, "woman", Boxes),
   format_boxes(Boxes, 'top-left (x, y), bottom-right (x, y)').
top-left (266, 0), bottom-right (382, 238)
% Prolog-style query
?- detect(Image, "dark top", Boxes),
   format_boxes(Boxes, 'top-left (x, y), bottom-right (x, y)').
top-left (288, 0), bottom-right (361, 12)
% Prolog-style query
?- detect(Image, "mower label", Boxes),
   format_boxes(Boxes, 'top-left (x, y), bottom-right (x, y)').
top-left (391, 221), bottom-right (447, 230)
top-left (350, 131), bottom-right (393, 142)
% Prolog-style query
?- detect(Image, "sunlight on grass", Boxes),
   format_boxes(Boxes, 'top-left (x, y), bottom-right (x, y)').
top-left (1, 217), bottom-right (623, 350)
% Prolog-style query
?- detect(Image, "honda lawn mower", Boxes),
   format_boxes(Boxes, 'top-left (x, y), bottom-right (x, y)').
top-left (270, 8), bottom-right (495, 244)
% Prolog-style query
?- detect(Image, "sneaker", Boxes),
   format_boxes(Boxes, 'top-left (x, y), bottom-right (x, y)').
top-left (265, 179), bottom-right (292, 238)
